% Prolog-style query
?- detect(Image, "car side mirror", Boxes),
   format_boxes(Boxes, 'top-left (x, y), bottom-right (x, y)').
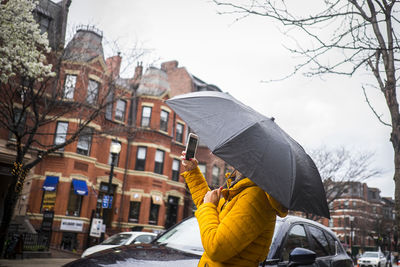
top-left (288, 247), bottom-right (316, 267)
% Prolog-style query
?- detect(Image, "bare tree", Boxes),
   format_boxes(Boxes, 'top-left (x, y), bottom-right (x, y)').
top-left (212, 0), bottom-right (400, 226)
top-left (310, 146), bottom-right (381, 206)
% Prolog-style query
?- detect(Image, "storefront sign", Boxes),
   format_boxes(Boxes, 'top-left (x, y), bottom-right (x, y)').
top-left (89, 218), bottom-right (103, 237)
top-left (42, 191), bottom-right (56, 211)
top-left (60, 219), bottom-right (83, 232)
top-left (41, 211), bottom-right (54, 232)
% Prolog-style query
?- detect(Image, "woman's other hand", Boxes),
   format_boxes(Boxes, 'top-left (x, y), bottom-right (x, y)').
top-left (203, 187), bottom-right (222, 206)
top-left (181, 151), bottom-right (198, 172)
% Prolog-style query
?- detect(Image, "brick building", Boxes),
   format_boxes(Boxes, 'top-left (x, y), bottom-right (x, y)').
top-left (0, 2), bottom-right (227, 252)
top-left (318, 181), bottom-right (396, 255)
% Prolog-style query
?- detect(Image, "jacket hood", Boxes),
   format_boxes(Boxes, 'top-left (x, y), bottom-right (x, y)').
top-left (222, 175), bottom-right (288, 218)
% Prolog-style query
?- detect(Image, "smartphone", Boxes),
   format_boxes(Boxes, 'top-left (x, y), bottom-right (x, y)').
top-left (185, 133), bottom-right (199, 160)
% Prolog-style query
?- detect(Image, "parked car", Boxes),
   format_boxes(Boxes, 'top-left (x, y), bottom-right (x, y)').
top-left (357, 251), bottom-right (387, 267)
top-left (65, 215), bottom-right (353, 267)
top-left (81, 231), bottom-right (157, 258)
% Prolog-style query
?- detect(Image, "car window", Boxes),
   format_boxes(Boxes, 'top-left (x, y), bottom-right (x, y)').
top-left (102, 233), bottom-right (132, 245)
top-left (324, 231), bottom-right (336, 255)
top-left (281, 224), bottom-right (311, 261)
top-left (307, 225), bottom-right (330, 257)
top-left (132, 234), bottom-right (155, 244)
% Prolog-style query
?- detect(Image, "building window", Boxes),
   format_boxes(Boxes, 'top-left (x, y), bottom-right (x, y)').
top-left (108, 140), bottom-right (121, 166)
top-left (86, 79), bottom-right (99, 104)
top-left (154, 150), bottom-right (164, 174)
top-left (63, 75), bottom-right (77, 99)
top-left (141, 106), bottom-right (152, 127)
top-left (198, 164), bottom-right (206, 177)
top-left (149, 198), bottom-right (160, 225)
top-left (172, 159), bottom-right (180, 181)
top-left (344, 200), bottom-right (349, 208)
top-left (129, 201), bottom-right (141, 223)
top-left (105, 92), bottom-right (113, 120)
top-left (37, 14), bottom-right (51, 34)
top-left (54, 122), bottom-right (68, 148)
top-left (212, 165), bottom-right (220, 188)
top-left (135, 147), bottom-right (147, 171)
top-left (76, 127), bottom-right (92, 156)
top-left (66, 184), bottom-right (83, 217)
top-left (160, 110), bottom-right (169, 131)
top-left (115, 99), bottom-right (126, 122)
top-left (175, 123), bottom-right (184, 143)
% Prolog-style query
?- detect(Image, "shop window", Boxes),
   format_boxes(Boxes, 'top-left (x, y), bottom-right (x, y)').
top-left (212, 165), bottom-right (220, 188)
top-left (141, 106), bottom-right (152, 127)
top-left (172, 159), bottom-right (180, 181)
top-left (165, 196), bottom-right (179, 229)
top-left (54, 121), bottom-right (68, 149)
top-left (160, 110), bottom-right (169, 131)
top-left (63, 75), bottom-right (76, 99)
top-left (86, 79), bottom-right (99, 104)
top-left (115, 99), bottom-right (126, 122)
top-left (154, 150), bottom-right (164, 174)
top-left (128, 201), bottom-right (141, 223)
top-left (135, 147), bottom-right (147, 171)
top-left (76, 127), bottom-right (93, 156)
top-left (66, 183), bottom-right (83, 217)
top-left (175, 123), bottom-right (184, 143)
top-left (40, 176), bottom-right (59, 212)
top-left (149, 197), bottom-right (161, 225)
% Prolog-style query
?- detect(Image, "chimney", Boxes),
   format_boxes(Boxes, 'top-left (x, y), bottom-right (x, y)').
top-left (106, 53), bottom-right (122, 79)
top-left (161, 60), bottom-right (178, 72)
top-left (133, 62), bottom-right (143, 82)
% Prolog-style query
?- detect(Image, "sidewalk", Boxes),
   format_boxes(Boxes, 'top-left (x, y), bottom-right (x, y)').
top-left (0, 249), bottom-right (80, 267)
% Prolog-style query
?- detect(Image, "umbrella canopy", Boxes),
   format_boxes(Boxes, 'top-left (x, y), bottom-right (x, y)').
top-left (166, 91), bottom-right (330, 218)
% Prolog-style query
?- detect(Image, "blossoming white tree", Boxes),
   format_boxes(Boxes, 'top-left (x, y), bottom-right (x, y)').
top-left (0, 0), bottom-right (55, 84)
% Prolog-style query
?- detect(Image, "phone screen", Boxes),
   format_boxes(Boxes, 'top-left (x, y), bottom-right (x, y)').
top-left (185, 136), bottom-right (198, 160)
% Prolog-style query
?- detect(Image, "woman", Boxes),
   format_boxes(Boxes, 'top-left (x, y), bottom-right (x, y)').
top-left (181, 152), bottom-right (288, 267)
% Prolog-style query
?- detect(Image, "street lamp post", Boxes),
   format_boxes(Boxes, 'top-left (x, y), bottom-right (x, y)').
top-left (350, 216), bottom-right (354, 260)
top-left (103, 142), bottom-right (121, 227)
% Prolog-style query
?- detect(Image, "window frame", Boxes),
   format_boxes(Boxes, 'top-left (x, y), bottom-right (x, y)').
top-left (86, 79), bottom-right (99, 104)
top-left (159, 110), bottom-right (169, 132)
top-left (76, 127), bottom-right (93, 156)
top-left (175, 123), bottom-right (184, 143)
top-left (115, 99), bottom-right (127, 122)
top-left (154, 149), bottom-right (165, 174)
top-left (66, 182), bottom-right (83, 217)
top-left (128, 201), bottom-right (141, 223)
top-left (148, 199), bottom-right (160, 225)
top-left (63, 74), bottom-right (77, 99)
top-left (54, 121), bottom-right (68, 148)
top-left (135, 146), bottom-right (147, 171)
top-left (172, 159), bottom-right (180, 181)
top-left (141, 106), bottom-right (152, 127)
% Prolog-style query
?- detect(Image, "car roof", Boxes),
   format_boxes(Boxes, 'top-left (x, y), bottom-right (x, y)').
top-left (277, 215), bottom-right (337, 237)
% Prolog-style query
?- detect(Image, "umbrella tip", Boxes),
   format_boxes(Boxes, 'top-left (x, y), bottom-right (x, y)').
top-left (271, 117), bottom-right (275, 122)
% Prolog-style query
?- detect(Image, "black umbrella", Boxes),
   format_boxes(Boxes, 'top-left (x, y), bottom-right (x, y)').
top-left (166, 91), bottom-right (330, 218)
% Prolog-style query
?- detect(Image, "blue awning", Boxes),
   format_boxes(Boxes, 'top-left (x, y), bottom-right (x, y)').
top-left (42, 176), bottom-right (59, 191)
top-left (72, 179), bottom-right (88, 196)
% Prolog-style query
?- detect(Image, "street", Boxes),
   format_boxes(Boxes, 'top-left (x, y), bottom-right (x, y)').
top-left (0, 258), bottom-right (74, 267)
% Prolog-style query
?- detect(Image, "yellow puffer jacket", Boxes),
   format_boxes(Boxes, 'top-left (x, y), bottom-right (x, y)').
top-left (182, 167), bottom-right (288, 267)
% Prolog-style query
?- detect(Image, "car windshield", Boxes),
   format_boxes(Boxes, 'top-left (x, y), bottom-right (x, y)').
top-left (154, 217), bottom-right (282, 256)
top-left (102, 233), bottom-right (132, 245)
top-left (155, 217), bottom-right (203, 256)
top-left (362, 252), bottom-right (379, 258)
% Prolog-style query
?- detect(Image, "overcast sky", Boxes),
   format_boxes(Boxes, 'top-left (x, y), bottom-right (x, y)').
top-left (66, 0), bottom-right (394, 198)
